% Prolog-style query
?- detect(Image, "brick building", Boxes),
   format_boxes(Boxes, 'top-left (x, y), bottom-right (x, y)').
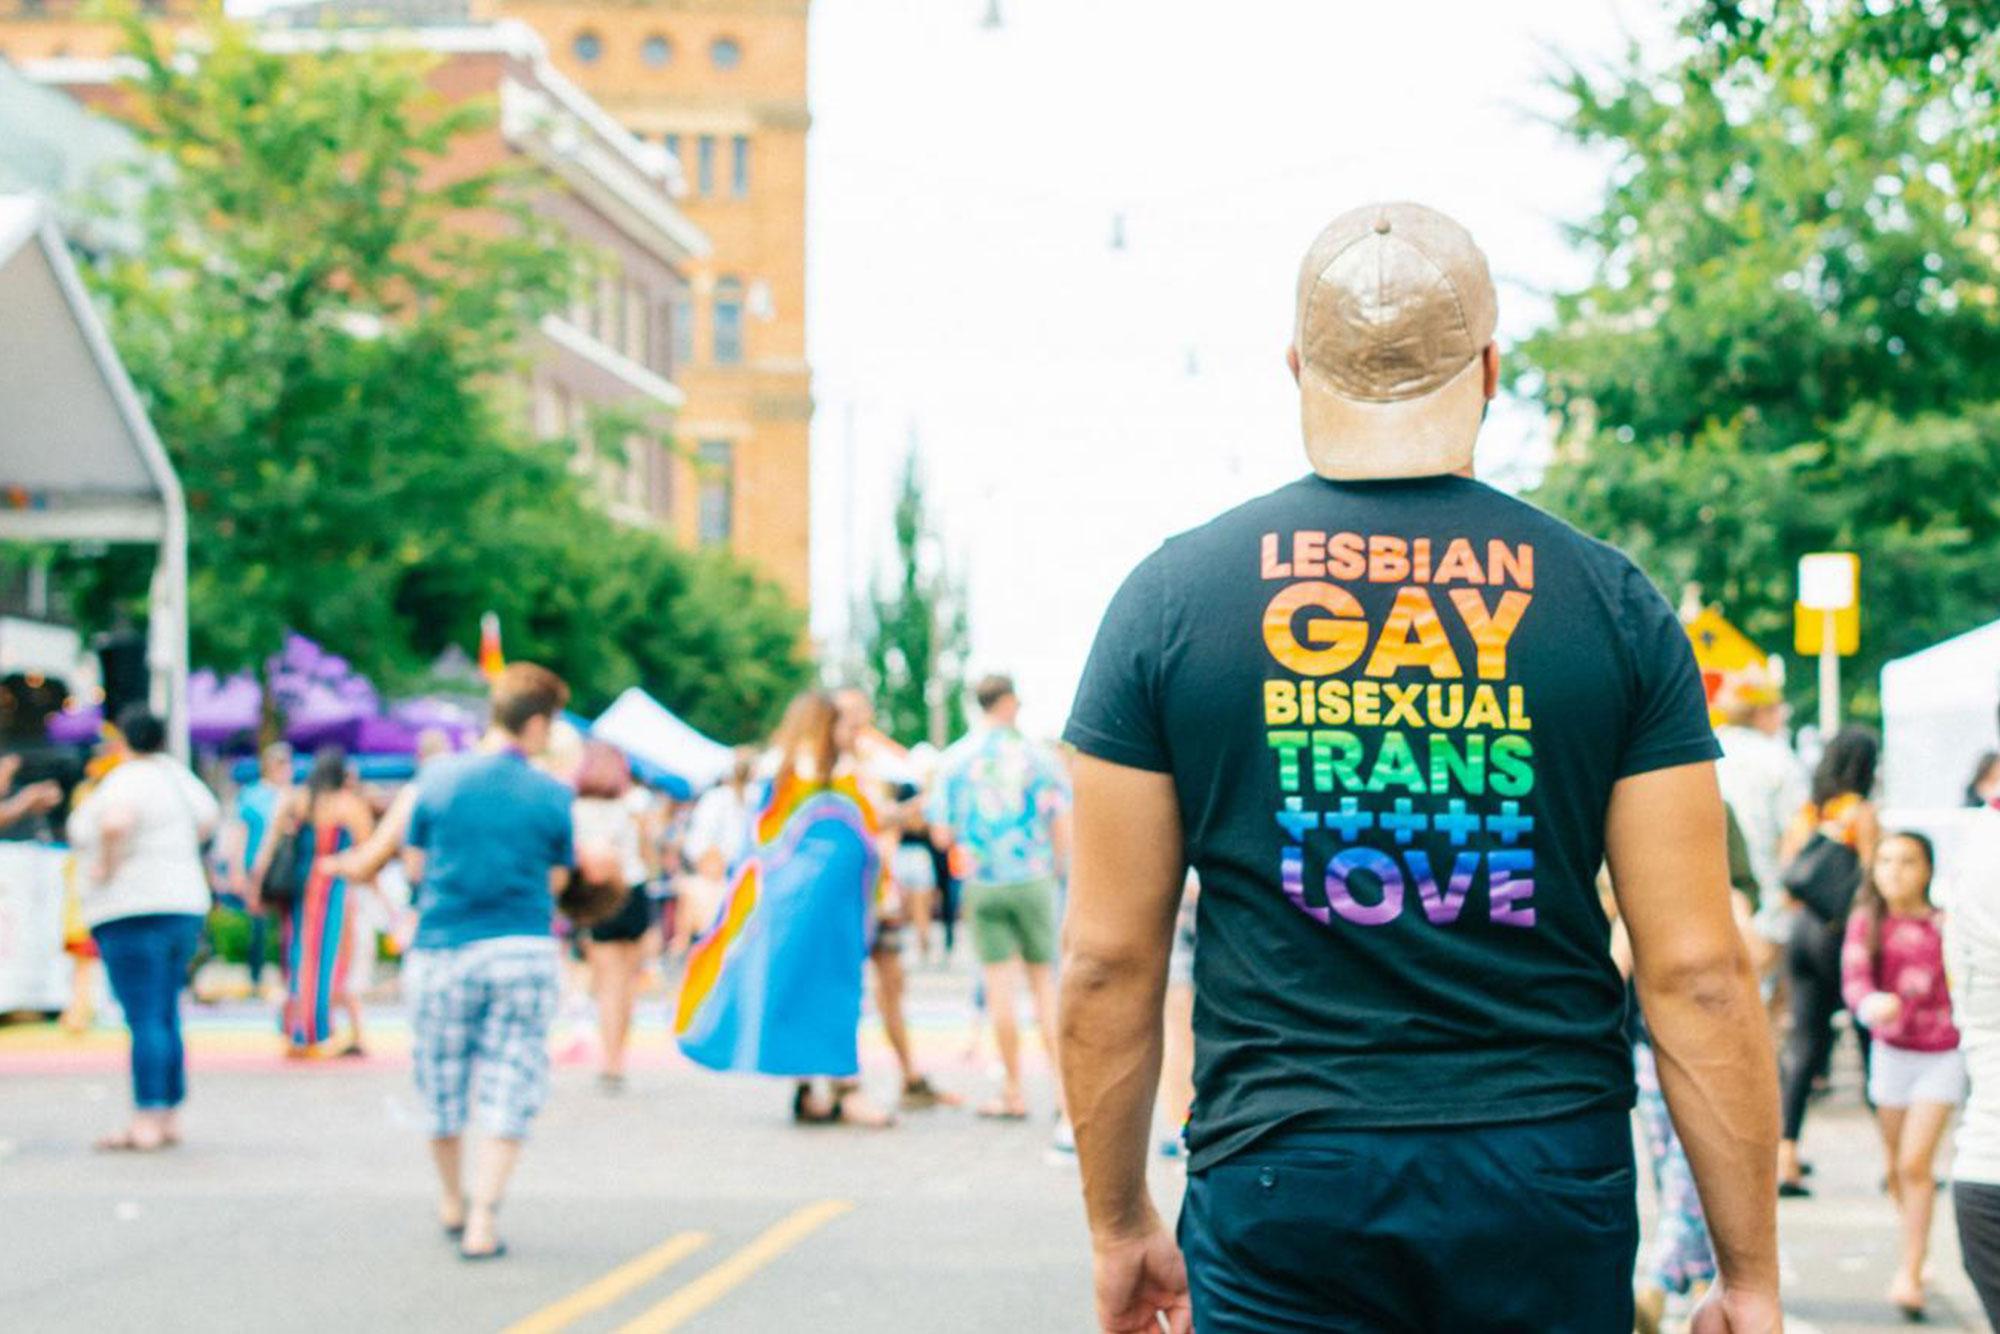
top-left (0, 0), bottom-right (810, 603)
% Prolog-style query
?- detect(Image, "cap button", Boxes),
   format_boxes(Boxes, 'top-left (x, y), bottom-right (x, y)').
top-left (1373, 215), bottom-right (1392, 234)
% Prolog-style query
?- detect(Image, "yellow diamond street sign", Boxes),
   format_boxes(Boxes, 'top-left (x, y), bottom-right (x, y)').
top-left (1684, 606), bottom-right (1769, 722)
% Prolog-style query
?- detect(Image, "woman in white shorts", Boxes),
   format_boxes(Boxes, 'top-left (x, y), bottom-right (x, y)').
top-left (1841, 831), bottom-right (1964, 1320)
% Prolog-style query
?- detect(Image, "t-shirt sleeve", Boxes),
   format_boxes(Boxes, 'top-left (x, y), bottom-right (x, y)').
top-left (1063, 549), bottom-right (1171, 773)
top-left (1616, 565), bottom-right (1724, 780)
top-left (406, 784), bottom-right (435, 852)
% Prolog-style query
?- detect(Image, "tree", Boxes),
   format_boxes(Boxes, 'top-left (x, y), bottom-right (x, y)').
top-left (861, 450), bottom-right (970, 747)
top-left (1518, 1), bottom-right (2000, 716)
top-left (59, 12), bottom-right (810, 738)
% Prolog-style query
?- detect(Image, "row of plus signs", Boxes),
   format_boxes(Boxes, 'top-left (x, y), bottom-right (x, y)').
top-left (1277, 797), bottom-right (1535, 846)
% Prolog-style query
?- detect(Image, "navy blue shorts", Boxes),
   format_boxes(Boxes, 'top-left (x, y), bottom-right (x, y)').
top-left (1180, 1108), bottom-right (1638, 1333)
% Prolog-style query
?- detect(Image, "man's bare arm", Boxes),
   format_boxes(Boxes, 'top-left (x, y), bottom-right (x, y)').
top-left (1607, 762), bottom-right (1780, 1304)
top-left (1059, 755), bottom-right (1185, 1242)
top-left (335, 785), bottom-right (418, 882)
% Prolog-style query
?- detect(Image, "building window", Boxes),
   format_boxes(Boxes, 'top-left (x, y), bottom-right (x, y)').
top-left (710, 37), bottom-right (742, 70)
top-left (624, 282), bottom-right (649, 365)
top-left (572, 30), bottom-right (602, 63)
top-left (712, 277), bottom-right (744, 365)
top-left (641, 34), bottom-right (672, 67)
top-left (696, 135), bottom-right (716, 196)
top-left (697, 440), bottom-right (734, 545)
top-left (597, 269), bottom-right (618, 345)
top-left (671, 292), bottom-right (694, 369)
top-left (533, 378), bottom-right (562, 439)
top-left (731, 135), bottom-right (750, 197)
top-left (648, 439), bottom-right (675, 517)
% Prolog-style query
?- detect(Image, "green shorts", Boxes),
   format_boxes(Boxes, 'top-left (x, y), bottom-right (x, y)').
top-left (966, 878), bottom-right (1058, 966)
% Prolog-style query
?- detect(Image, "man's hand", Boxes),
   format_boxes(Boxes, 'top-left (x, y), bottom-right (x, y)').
top-left (321, 850), bottom-right (364, 882)
top-left (1687, 1280), bottom-right (1782, 1333)
top-left (20, 780), bottom-right (61, 814)
top-left (1093, 1218), bottom-right (1192, 1334)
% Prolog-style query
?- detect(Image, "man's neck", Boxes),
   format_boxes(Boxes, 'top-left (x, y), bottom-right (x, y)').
top-left (479, 727), bottom-right (526, 756)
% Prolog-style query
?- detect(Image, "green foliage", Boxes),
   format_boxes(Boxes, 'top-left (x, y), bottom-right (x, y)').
top-left (861, 451), bottom-right (970, 747)
top-left (65, 11), bottom-right (809, 740)
top-left (1518, 0), bottom-right (2000, 715)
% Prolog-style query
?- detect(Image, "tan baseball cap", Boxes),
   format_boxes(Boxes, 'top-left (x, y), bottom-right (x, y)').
top-left (1293, 202), bottom-right (1497, 479)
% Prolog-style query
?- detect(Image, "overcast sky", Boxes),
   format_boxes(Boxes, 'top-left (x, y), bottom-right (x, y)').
top-left (805, 0), bottom-right (1676, 737)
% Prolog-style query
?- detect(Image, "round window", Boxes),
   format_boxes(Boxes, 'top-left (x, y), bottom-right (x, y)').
top-left (641, 34), bottom-right (672, 68)
top-left (709, 37), bottom-right (742, 70)
top-left (572, 30), bottom-right (603, 64)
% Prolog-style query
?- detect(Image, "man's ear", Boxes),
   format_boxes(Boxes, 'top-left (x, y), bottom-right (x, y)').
top-left (1482, 343), bottom-right (1501, 400)
top-left (1286, 344), bottom-right (1302, 385)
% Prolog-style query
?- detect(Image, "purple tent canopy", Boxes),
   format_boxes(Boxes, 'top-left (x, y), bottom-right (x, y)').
top-left (390, 695), bottom-right (483, 749)
top-left (290, 712), bottom-right (421, 756)
top-left (41, 634), bottom-right (471, 758)
top-left (45, 704), bottom-right (102, 745)
top-left (188, 669), bottom-right (263, 747)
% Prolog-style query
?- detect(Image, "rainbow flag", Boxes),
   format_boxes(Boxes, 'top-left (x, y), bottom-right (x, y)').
top-left (674, 771), bottom-right (884, 1077)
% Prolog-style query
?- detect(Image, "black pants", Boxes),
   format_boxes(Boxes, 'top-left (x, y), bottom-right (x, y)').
top-left (1956, 1181), bottom-right (2000, 1327)
top-left (1180, 1109), bottom-right (1637, 1332)
top-left (1779, 913), bottom-right (1847, 1140)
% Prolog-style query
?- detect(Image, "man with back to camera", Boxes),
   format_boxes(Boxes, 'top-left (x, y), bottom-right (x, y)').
top-left (1058, 202), bottom-right (1782, 1332)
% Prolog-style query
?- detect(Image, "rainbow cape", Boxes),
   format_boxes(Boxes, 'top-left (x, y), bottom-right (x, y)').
top-left (674, 771), bottom-right (884, 1077)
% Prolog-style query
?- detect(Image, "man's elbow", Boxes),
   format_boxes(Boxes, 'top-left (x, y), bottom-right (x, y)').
top-left (1060, 937), bottom-right (1163, 997)
top-left (1637, 942), bottom-right (1756, 1015)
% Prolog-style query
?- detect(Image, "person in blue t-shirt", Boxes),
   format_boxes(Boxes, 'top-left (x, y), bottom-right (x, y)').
top-left (393, 663), bottom-right (574, 1262)
top-left (223, 743), bottom-right (293, 994)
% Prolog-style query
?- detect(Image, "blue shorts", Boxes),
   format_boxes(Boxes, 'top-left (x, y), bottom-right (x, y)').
top-left (1180, 1107), bottom-right (1637, 1332)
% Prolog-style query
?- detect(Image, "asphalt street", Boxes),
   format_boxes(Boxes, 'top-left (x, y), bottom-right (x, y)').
top-left (0, 965), bottom-right (1990, 1332)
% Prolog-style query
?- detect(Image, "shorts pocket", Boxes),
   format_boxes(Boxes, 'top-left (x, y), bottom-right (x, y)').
top-left (1532, 1160), bottom-right (1638, 1197)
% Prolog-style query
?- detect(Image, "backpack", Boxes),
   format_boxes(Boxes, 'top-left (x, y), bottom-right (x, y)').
top-left (259, 822), bottom-right (307, 907)
top-left (1781, 831), bottom-right (1862, 924)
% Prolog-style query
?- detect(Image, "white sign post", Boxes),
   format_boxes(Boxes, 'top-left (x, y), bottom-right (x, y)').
top-left (1799, 553), bottom-right (1859, 739)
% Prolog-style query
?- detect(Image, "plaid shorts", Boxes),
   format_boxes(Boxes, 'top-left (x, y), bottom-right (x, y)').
top-left (408, 937), bottom-right (560, 1140)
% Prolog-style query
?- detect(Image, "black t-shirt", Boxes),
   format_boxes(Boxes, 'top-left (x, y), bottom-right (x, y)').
top-left (1064, 473), bottom-right (1720, 1170)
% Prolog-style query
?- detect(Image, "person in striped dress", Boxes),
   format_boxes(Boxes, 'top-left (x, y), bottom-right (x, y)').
top-left (256, 746), bottom-right (375, 1056)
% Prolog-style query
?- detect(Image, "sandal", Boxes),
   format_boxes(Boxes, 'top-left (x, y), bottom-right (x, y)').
top-left (440, 1196), bottom-right (469, 1238)
top-left (458, 1240), bottom-right (509, 1262)
top-left (94, 1128), bottom-right (169, 1153)
top-left (976, 1099), bottom-right (1030, 1121)
top-left (899, 1077), bottom-right (963, 1111)
top-left (792, 1083), bottom-right (839, 1125)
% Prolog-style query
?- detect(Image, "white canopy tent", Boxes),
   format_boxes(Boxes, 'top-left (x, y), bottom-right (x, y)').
top-left (590, 687), bottom-right (733, 794)
top-left (0, 194), bottom-right (188, 756)
top-left (1880, 617), bottom-right (2000, 813)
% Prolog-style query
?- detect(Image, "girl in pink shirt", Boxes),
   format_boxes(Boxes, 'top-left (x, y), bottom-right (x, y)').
top-left (1842, 830), bottom-right (1964, 1319)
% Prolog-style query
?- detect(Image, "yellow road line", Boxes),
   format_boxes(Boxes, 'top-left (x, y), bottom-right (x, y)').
top-left (613, 1199), bottom-right (854, 1334)
top-left (503, 1230), bottom-right (712, 1334)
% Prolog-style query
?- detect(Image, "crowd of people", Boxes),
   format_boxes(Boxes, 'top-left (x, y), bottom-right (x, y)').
top-left (0, 661), bottom-right (1143, 1257)
top-left (1630, 674), bottom-right (1999, 1326)
top-left (16, 651), bottom-right (2000, 1310)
